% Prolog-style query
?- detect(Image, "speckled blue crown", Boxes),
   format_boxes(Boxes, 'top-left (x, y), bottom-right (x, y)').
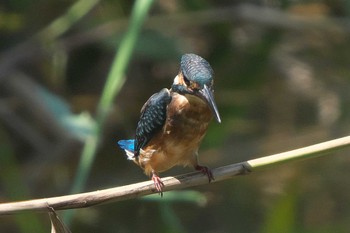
top-left (180, 54), bottom-right (214, 87)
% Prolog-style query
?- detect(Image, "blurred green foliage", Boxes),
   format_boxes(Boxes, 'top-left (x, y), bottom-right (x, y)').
top-left (1, 0), bottom-right (350, 232)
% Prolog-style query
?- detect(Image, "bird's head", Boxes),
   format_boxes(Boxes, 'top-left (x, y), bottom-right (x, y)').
top-left (172, 53), bottom-right (221, 123)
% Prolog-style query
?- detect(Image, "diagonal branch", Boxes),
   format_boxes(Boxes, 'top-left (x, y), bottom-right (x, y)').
top-left (1, 135), bottom-right (350, 215)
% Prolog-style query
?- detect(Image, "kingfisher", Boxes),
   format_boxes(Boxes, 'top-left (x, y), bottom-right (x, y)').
top-left (118, 53), bottom-right (221, 195)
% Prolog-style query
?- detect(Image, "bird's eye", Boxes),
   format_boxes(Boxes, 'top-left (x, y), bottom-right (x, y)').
top-left (183, 76), bottom-right (191, 86)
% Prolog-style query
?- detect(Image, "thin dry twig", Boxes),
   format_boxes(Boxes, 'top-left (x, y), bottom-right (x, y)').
top-left (0, 163), bottom-right (249, 215)
top-left (1, 135), bottom-right (350, 216)
top-left (62, 3), bottom-right (350, 50)
top-left (2, 4), bottom-right (350, 78)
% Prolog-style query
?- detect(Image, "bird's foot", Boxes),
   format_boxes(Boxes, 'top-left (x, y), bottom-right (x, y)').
top-left (195, 165), bottom-right (214, 182)
top-left (151, 171), bottom-right (164, 197)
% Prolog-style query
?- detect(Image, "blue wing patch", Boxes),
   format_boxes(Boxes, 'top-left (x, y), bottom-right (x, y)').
top-left (118, 139), bottom-right (136, 160)
top-left (118, 139), bottom-right (135, 152)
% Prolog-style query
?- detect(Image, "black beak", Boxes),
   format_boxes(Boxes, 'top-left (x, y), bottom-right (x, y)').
top-left (198, 85), bottom-right (221, 123)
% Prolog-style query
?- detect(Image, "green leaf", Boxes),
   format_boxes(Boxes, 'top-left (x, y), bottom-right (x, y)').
top-left (141, 190), bottom-right (207, 206)
top-left (37, 86), bottom-right (95, 140)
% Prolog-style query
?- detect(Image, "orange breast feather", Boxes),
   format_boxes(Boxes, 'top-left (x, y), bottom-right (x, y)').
top-left (140, 92), bottom-right (212, 175)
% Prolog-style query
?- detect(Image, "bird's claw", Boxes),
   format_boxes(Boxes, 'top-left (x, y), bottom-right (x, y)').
top-left (195, 165), bottom-right (214, 182)
top-left (152, 172), bottom-right (164, 197)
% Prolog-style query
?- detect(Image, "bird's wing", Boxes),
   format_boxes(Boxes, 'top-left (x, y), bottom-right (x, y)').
top-left (134, 88), bottom-right (172, 157)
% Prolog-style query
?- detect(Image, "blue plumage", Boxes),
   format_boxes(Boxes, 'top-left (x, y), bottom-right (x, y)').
top-left (118, 139), bottom-right (135, 152)
top-left (180, 53), bottom-right (213, 88)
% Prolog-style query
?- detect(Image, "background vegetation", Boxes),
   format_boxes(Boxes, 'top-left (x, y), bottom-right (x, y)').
top-left (1, 0), bottom-right (350, 232)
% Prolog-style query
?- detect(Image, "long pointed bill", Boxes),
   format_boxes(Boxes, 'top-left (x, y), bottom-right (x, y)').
top-left (199, 85), bottom-right (221, 123)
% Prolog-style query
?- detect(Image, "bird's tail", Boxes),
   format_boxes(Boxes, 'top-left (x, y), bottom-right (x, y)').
top-left (117, 139), bottom-right (135, 160)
